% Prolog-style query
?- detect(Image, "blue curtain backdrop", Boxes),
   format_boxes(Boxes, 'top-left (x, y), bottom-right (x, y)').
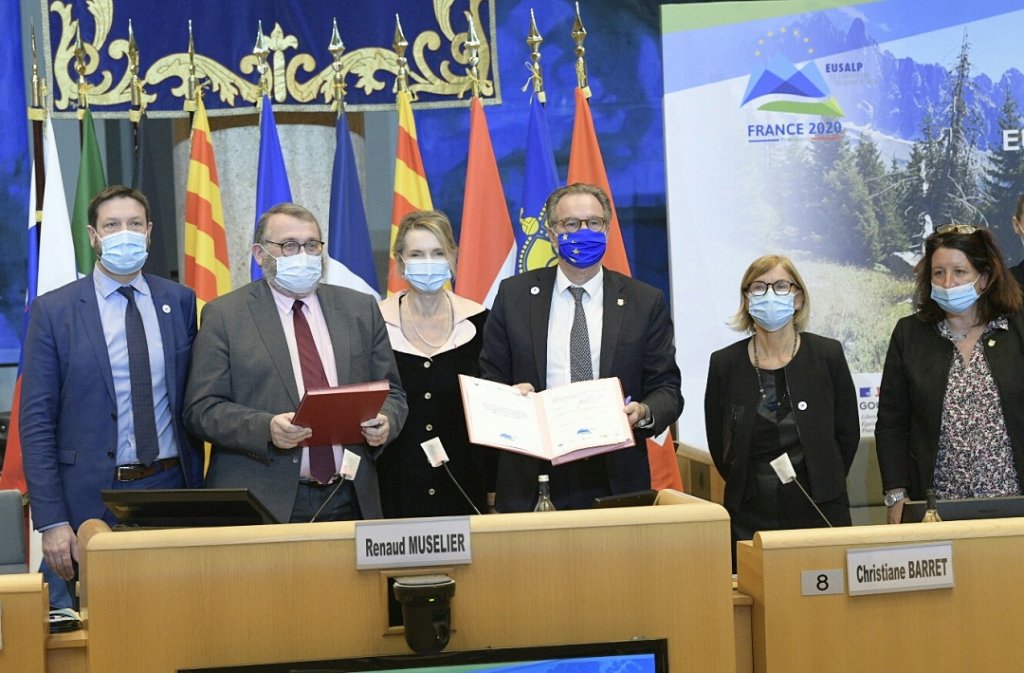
top-left (0, 0), bottom-right (29, 364)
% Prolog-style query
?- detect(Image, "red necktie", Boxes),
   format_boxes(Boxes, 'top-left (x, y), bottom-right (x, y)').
top-left (292, 300), bottom-right (336, 483)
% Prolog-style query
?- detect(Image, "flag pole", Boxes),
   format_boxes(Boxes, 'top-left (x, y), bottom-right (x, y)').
top-left (523, 9), bottom-right (547, 104)
top-left (28, 21), bottom-right (46, 234)
top-left (328, 18), bottom-right (347, 119)
top-left (127, 19), bottom-right (147, 188)
top-left (253, 20), bottom-right (270, 109)
top-left (572, 2), bottom-right (591, 99)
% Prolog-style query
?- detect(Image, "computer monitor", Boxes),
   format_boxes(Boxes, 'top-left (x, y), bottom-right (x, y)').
top-left (101, 488), bottom-right (280, 528)
top-left (178, 638), bottom-right (669, 673)
top-left (900, 495), bottom-right (1024, 523)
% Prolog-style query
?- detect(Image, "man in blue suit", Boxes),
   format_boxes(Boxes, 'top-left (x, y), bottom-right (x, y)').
top-left (20, 185), bottom-right (202, 608)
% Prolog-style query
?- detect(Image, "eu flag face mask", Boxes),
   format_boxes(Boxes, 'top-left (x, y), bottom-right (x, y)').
top-left (555, 228), bottom-right (607, 269)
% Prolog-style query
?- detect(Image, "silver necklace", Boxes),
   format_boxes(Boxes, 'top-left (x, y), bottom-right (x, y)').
top-left (752, 332), bottom-right (798, 411)
top-left (402, 293), bottom-right (453, 349)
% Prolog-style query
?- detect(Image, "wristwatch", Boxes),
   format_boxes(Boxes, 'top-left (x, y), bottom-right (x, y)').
top-left (883, 490), bottom-right (907, 507)
top-left (633, 404), bottom-right (654, 430)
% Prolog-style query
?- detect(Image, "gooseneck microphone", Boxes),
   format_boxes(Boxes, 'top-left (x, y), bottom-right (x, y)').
top-left (422, 437), bottom-right (482, 516)
top-left (310, 451), bottom-right (362, 523)
top-left (769, 452), bottom-right (833, 528)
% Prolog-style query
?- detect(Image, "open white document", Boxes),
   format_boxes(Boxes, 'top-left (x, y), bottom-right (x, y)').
top-left (458, 375), bottom-right (635, 465)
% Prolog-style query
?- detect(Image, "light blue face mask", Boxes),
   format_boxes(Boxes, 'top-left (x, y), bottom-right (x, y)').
top-left (748, 291), bottom-right (796, 332)
top-left (99, 230), bottom-right (149, 275)
top-left (931, 278), bottom-right (980, 315)
top-left (402, 258), bottom-right (451, 293)
top-left (270, 251), bottom-right (322, 296)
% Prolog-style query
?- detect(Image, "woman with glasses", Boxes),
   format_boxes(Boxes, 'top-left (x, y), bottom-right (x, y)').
top-left (376, 211), bottom-right (495, 517)
top-left (876, 225), bottom-right (1024, 523)
top-left (705, 254), bottom-right (858, 564)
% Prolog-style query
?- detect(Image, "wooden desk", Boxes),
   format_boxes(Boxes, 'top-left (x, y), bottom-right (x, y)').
top-left (0, 574), bottom-right (47, 673)
top-left (75, 491), bottom-right (736, 672)
top-left (737, 519), bottom-right (1024, 672)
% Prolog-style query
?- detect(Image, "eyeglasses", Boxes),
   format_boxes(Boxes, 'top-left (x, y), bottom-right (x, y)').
top-left (746, 280), bottom-right (800, 296)
top-left (934, 224), bottom-right (979, 236)
top-left (263, 239), bottom-right (324, 256)
top-left (552, 217), bottom-right (607, 233)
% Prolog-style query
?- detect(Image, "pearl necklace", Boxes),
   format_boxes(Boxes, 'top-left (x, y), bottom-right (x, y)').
top-left (401, 292), bottom-right (453, 349)
top-left (752, 332), bottom-right (798, 411)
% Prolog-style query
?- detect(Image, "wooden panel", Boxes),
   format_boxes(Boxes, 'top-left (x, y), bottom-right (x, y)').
top-left (0, 573), bottom-right (47, 673)
top-left (80, 494), bottom-right (736, 673)
top-left (738, 520), bottom-right (1024, 673)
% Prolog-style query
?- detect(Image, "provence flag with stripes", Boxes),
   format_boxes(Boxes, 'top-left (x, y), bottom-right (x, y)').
top-left (387, 90), bottom-right (433, 295)
top-left (184, 96), bottom-right (231, 314)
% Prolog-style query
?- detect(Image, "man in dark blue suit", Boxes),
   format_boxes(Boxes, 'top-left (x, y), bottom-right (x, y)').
top-left (20, 185), bottom-right (202, 608)
top-left (479, 183), bottom-right (683, 511)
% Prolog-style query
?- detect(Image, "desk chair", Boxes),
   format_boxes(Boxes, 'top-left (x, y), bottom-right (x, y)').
top-left (0, 489), bottom-right (28, 574)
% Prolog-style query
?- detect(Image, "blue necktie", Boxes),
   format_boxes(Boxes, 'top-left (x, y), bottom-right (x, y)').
top-left (117, 286), bottom-right (159, 466)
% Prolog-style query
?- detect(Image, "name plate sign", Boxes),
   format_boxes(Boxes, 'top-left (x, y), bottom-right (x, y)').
top-left (846, 541), bottom-right (954, 596)
top-left (355, 517), bottom-right (472, 569)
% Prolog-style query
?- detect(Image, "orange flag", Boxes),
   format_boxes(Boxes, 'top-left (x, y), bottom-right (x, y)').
top-left (387, 90), bottom-right (433, 295)
top-left (455, 98), bottom-right (515, 307)
top-left (567, 88), bottom-right (681, 491)
top-left (184, 97), bottom-right (231, 315)
top-left (566, 87), bottom-right (631, 276)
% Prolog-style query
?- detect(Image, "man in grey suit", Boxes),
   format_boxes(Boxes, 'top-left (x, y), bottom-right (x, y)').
top-left (184, 203), bottom-right (407, 523)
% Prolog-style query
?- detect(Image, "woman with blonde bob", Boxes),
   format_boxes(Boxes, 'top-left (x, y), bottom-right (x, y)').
top-left (377, 210), bottom-right (495, 517)
top-left (705, 254), bottom-right (858, 565)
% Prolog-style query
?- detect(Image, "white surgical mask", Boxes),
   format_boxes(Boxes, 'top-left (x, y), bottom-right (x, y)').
top-left (99, 230), bottom-right (149, 275)
top-left (270, 251), bottom-right (322, 296)
top-left (402, 258), bottom-right (451, 293)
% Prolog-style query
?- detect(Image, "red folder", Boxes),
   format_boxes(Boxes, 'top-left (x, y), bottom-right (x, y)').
top-left (292, 380), bottom-right (390, 446)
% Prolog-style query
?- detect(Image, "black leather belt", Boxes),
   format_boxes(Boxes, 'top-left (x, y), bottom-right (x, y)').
top-left (114, 457), bottom-right (180, 482)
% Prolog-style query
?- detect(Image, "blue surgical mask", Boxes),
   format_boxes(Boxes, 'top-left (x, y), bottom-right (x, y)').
top-left (402, 258), bottom-right (451, 293)
top-left (931, 279), bottom-right (980, 314)
top-left (270, 251), bottom-right (322, 296)
top-left (99, 230), bottom-right (149, 275)
top-left (555, 227), bottom-right (607, 269)
top-left (748, 291), bottom-right (796, 332)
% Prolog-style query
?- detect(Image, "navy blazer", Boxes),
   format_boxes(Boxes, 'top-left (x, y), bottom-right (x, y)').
top-left (479, 267), bottom-right (683, 512)
top-left (875, 313), bottom-right (1024, 499)
top-left (20, 274), bottom-right (201, 530)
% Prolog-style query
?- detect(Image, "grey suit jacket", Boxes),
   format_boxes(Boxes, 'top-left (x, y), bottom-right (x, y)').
top-left (183, 281), bottom-right (407, 522)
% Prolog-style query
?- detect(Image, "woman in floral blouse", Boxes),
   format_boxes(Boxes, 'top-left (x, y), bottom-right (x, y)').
top-left (876, 225), bottom-right (1024, 523)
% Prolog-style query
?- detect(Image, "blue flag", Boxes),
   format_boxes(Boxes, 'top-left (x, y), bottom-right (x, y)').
top-left (251, 95), bottom-right (293, 280)
top-left (323, 112), bottom-right (379, 298)
top-left (515, 96), bottom-right (561, 273)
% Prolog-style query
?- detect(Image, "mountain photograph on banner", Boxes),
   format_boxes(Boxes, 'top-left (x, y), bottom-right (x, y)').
top-left (663, 0), bottom-right (1024, 446)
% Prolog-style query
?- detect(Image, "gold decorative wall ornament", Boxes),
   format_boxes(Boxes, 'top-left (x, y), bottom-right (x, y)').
top-left (44, 0), bottom-right (500, 117)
